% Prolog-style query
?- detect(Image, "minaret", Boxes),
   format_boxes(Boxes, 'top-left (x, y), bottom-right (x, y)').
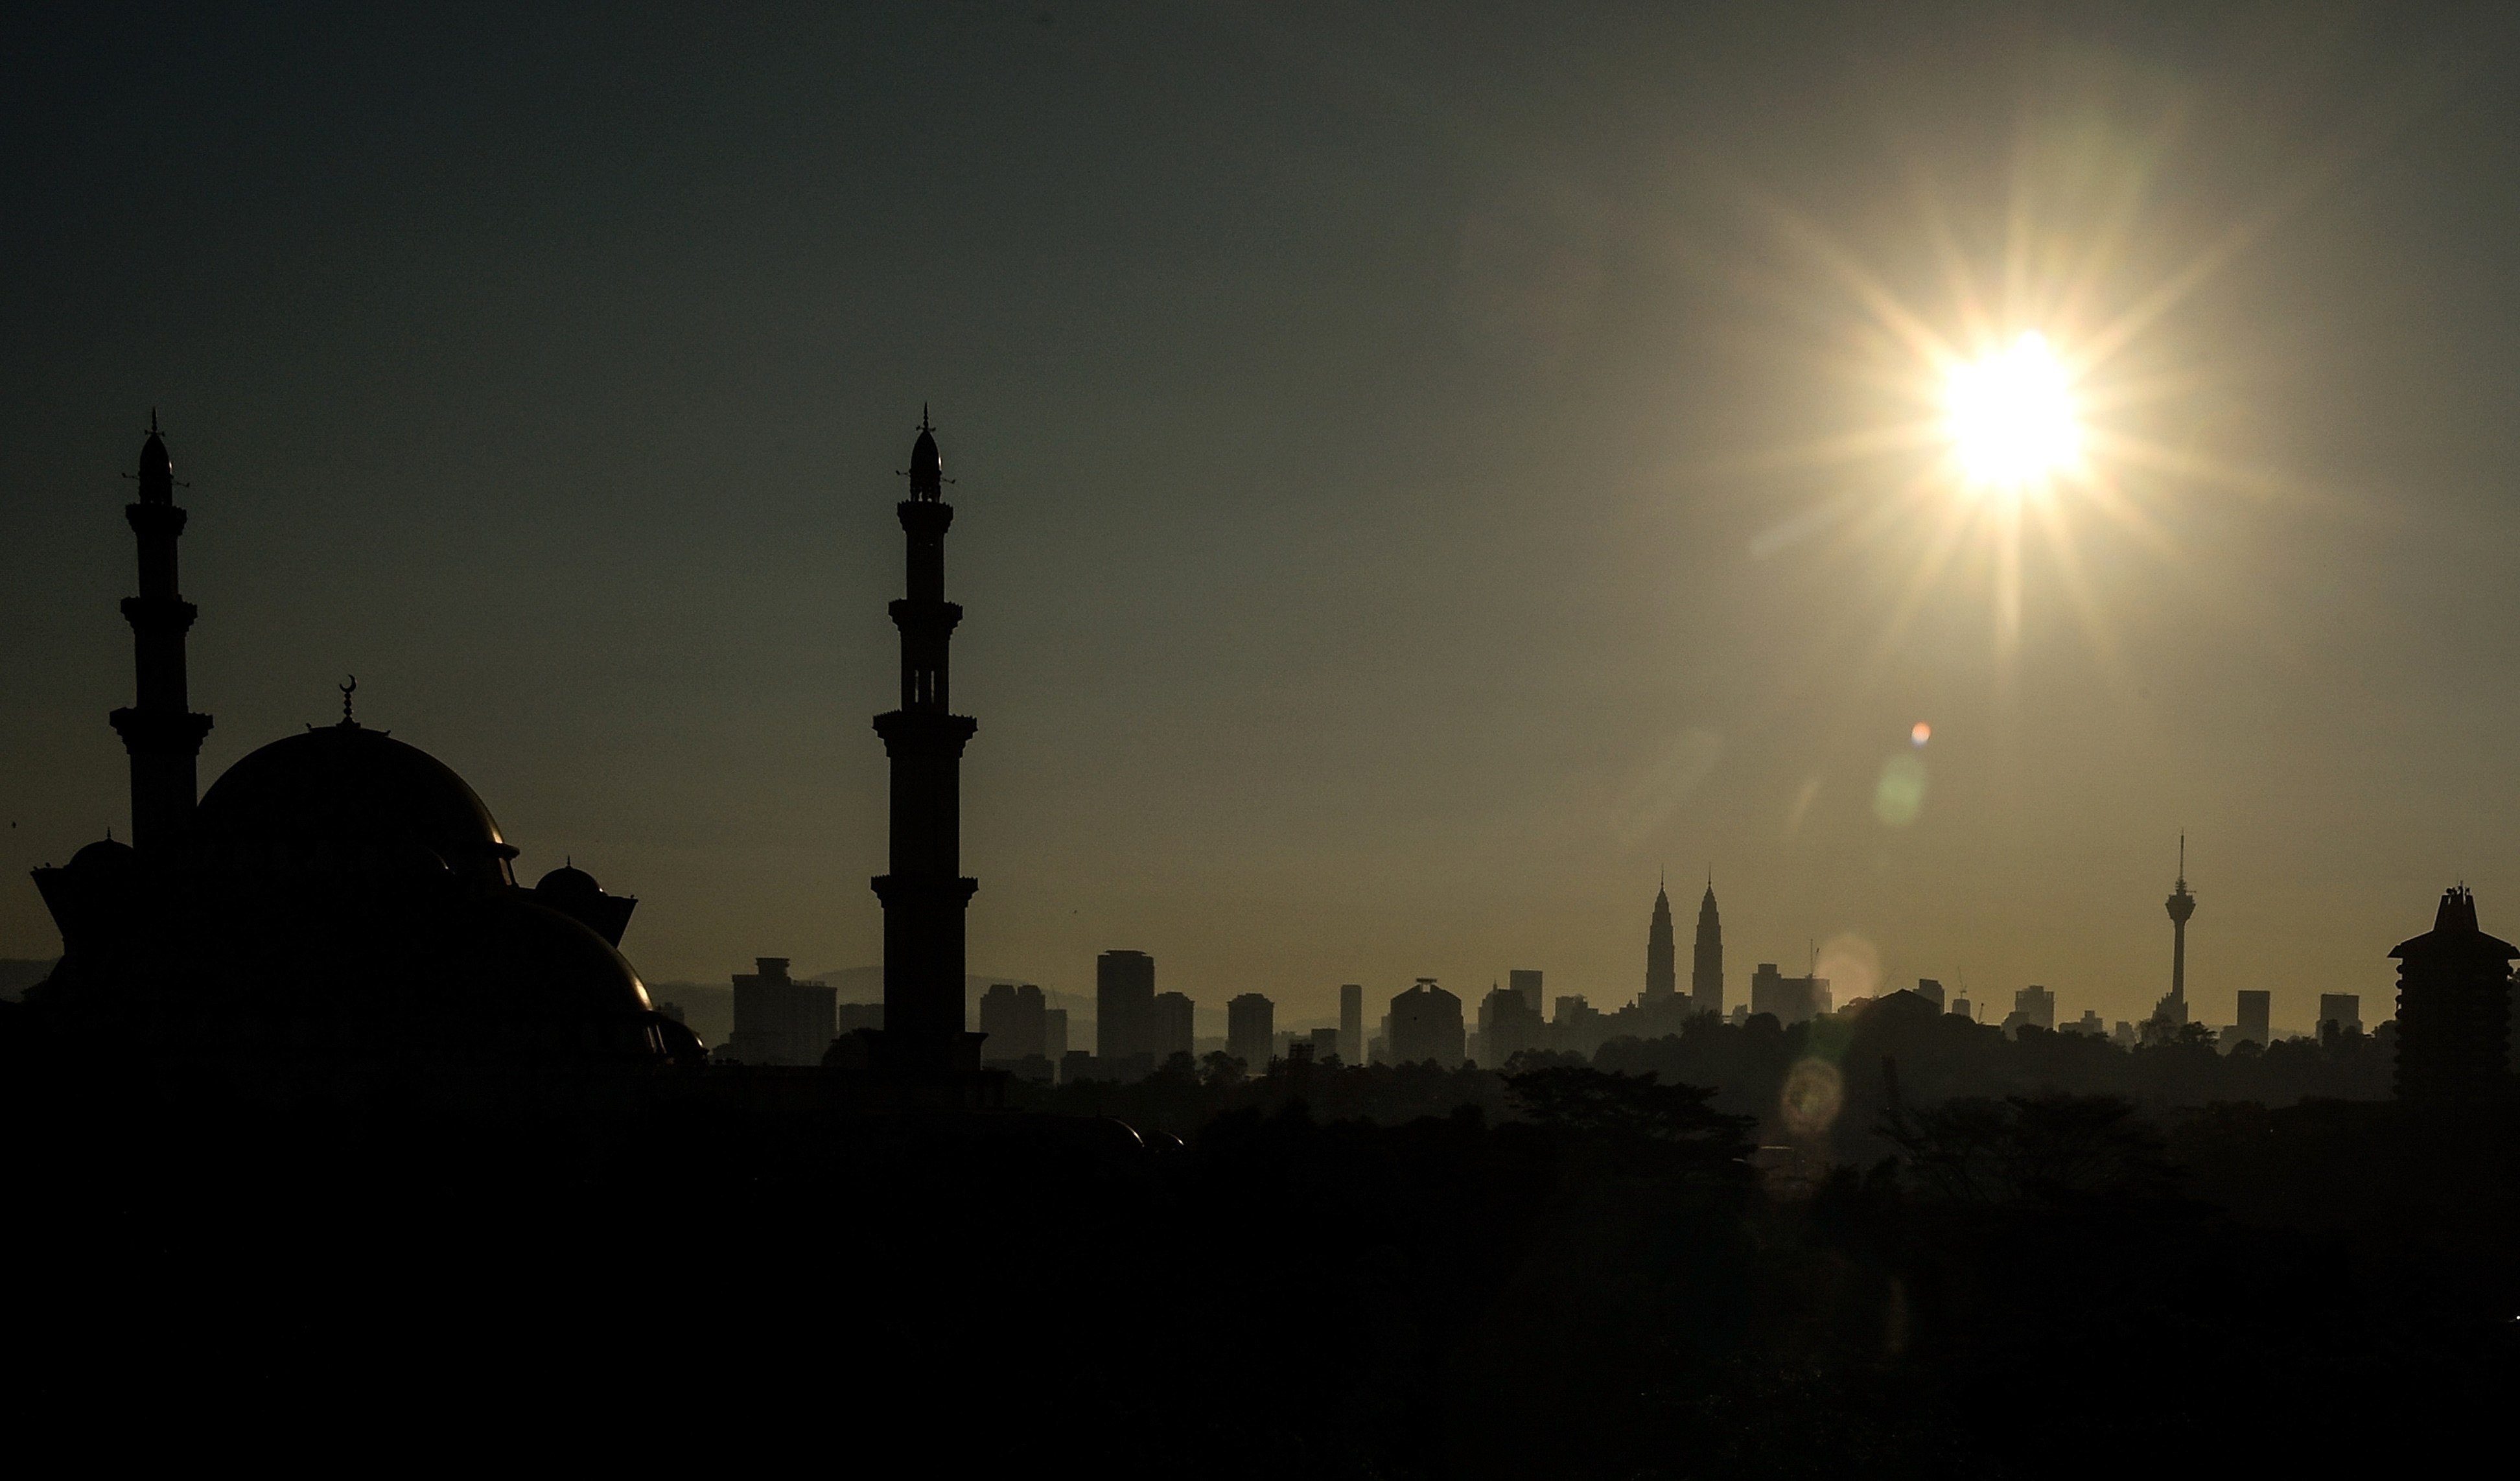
top-left (869, 410), bottom-right (981, 1073)
top-left (2163, 835), bottom-right (2195, 1026)
top-left (108, 414), bottom-right (214, 855)
top-left (1644, 875), bottom-right (1677, 1003)
top-left (1692, 877), bottom-right (1723, 1017)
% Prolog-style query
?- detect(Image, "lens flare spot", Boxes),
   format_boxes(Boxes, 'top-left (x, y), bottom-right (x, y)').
top-left (1816, 933), bottom-right (1882, 1005)
top-left (1781, 1058), bottom-right (1844, 1137)
top-left (1911, 721), bottom-right (1930, 747)
top-left (1873, 753), bottom-right (1928, 827)
top-left (1946, 332), bottom-right (2081, 487)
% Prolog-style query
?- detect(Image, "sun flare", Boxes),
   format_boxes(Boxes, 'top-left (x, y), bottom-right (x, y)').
top-left (1945, 332), bottom-right (2081, 488)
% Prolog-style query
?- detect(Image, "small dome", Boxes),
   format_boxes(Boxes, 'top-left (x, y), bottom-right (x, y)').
top-left (67, 837), bottom-right (137, 876)
top-left (196, 722), bottom-right (518, 894)
top-left (535, 863), bottom-right (600, 896)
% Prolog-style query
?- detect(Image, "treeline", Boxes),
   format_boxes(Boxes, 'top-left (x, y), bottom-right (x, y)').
top-left (1016, 1002), bottom-right (2398, 1158)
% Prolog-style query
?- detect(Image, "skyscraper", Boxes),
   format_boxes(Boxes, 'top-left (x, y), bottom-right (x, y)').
top-left (1691, 881), bottom-right (1723, 1017)
top-left (1388, 979), bottom-right (1465, 1067)
top-left (1340, 983), bottom-right (1364, 1066)
top-left (1644, 880), bottom-right (1677, 1004)
top-left (726, 958), bottom-right (837, 1066)
top-left (108, 415), bottom-right (215, 855)
top-left (869, 412), bottom-right (982, 1075)
top-left (1152, 990), bottom-right (1195, 1065)
top-left (1477, 983), bottom-right (1542, 1065)
top-left (1097, 950), bottom-right (1156, 1061)
top-left (2389, 885), bottom-right (2514, 1101)
top-left (2316, 994), bottom-right (2361, 1041)
top-left (1508, 969), bottom-right (1545, 1021)
top-left (2005, 985), bottom-right (2055, 1035)
top-left (1228, 992), bottom-right (1274, 1069)
top-left (979, 982), bottom-right (1048, 1061)
top-left (2233, 989), bottom-right (2270, 1049)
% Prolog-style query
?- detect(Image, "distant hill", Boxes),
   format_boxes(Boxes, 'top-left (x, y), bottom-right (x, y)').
top-left (0, 959), bottom-right (60, 1001)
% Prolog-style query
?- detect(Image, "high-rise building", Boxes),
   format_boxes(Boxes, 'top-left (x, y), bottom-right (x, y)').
top-left (1691, 882), bottom-right (1724, 1018)
top-left (979, 982), bottom-right (1047, 1061)
top-left (1044, 1007), bottom-right (1069, 1060)
top-left (2005, 985), bottom-right (2055, 1035)
top-left (869, 412), bottom-right (983, 1075)
top-left (2389, 886), bottom-right (2514, 1101)
top-left (1749, 964), bottom-right (1828, 1026)
top-left (1228, 993), bottom-right (1274, 1069)
top-left (1644, 880), bottom-right (1677, 1004)
top-left (1389, 979), bottom-right (1465, 1067)
top-left (1340, 983), bottom-right (1364, 1066)
top-left (1913, 978), bottom-right (1946, 1010)
top-left (2232, 990), bottom-right (2271, 1049)
top-left (1097, 950), bottom-right (1156, 1060)
top-left (1152, 990), bottom-right (1195, 1066)
top-left (2316, 994), bottom-right (2361, 1041)
top-left (725, 957), bottom-right (837, 1065)
top-left (1508, 969), bottom-right (1545, 1022)
top-left (1477, 983), bottom-right (1543, 1066)
top-left (1549, 995), bottom-right (1607, 1058)
top-left (1309, 1025), bottom-right (1341, 1062)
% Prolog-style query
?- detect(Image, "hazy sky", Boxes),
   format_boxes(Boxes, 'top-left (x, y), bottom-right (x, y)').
top-left (8, 3), bottom-right (2520, 1032)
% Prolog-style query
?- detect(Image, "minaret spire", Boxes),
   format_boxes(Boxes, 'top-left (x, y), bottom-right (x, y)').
top-left (108, 415), bottom-right (214, 854)
top-left (869, 407), bottom-right (981, 1075)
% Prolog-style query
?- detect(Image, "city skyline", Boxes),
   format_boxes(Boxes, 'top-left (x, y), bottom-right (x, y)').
top-left (10, 7), bottom-right (2520, 1034)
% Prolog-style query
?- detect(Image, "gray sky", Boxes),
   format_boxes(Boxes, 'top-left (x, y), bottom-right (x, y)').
top-left (7, 2), bottom-right (2520, 1031)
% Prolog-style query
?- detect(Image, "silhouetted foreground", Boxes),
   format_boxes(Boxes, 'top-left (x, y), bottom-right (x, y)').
top-left (7, 1058), bottom-right (2510, 1474)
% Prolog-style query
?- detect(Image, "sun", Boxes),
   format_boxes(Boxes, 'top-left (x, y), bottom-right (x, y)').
top-left (1944, 331), bottom-right (2081, 488)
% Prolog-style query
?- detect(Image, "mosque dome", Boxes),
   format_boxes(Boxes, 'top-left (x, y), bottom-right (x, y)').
top-left (194, 721), bottom-right (519, 893)
top-left (535, 863), bottom-right (599, 895)
top-left (65, 837), bottom-right (137, 878)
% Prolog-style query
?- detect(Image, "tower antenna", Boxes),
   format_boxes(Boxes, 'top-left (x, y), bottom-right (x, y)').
top-left (340, 675), bottom-right (358, 726)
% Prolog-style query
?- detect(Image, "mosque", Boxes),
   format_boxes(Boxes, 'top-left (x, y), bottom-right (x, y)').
top-left (21, 419), bottom-right (702, 1092)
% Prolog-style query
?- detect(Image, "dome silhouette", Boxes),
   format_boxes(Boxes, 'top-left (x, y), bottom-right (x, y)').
top-left (195, 721), bottom-right (519, 892)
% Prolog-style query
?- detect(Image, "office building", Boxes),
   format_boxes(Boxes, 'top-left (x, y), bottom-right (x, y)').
top-left (2233, 989), bottom-right (2270, 1049)
top-left (725, 957), bottom-right (837, 1066)
top-left (1228, 993), bottom-right (1274, 1069)
top-left (978, 982), bottom-right (1047, 1061)
top-left (1098, 950), bottom-right (1156, 1062)
top-left (1388, 979), bottom-right (1465, 1067)
top-left (2316, 993), bottom-right (2361, 1040)
top-left (1340, 983), bottom-right (1364, 1066)
top-left (2004, 985), bottom-right (2055, 1036)
top-left (1749, 964), bottom-right (1830, 1026)
top-left (1152, 990), bottom-right (1195, 1066)
top-left (1477, 983), bottom-right (1543, 1066)
top-left (2390, 886), bottom-right (2514, 1100)
top-left (1508, 969), bottom-right (1545, 1022)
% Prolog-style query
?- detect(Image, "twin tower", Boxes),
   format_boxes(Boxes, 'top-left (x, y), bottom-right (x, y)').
top-left (1646, 877), bottom-right (1724, 1018)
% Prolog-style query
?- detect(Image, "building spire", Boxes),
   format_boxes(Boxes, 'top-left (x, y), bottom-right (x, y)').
top-left (339, 675), bottom-right (358, 727)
